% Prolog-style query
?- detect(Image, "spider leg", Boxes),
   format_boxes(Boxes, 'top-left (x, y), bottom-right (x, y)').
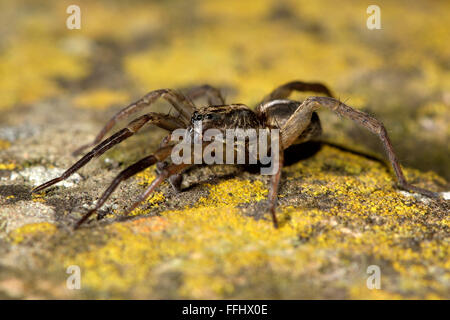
top-left (186, 84), bottom-right (225, 105)
top-left (74, 145), bottom-right (175, 229)
top-left (73, 89), bottom-right (195, 155)
top-left (124, 140), bottom-right (214, 218)
top-left (268, 150), bottom-right (284, 228)
top-left (31, 113), bottom-right (184, 193)
top-left (156, 133), bottom-right (184, 193)
top-left (281, 96), bottom-right (440, 198)
top-left (122, 162), bottom-right (190, 217)
top-left (258, 80), bottom-right (334, 107)
top-left (156, 161), bottom-right (183, 193)
top-left (292, 112), bottom-right (322, 144)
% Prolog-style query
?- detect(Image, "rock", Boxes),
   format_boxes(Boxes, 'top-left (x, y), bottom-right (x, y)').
top-left (0, 0), bottom-right (448, 301)
top-left (10, 166), bottom-right (81, 188)
top-left (0, 201), bottom-right (55, 234)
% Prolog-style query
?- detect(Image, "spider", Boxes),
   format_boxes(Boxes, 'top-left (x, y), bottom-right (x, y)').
top-left (31, 80), bottom-right (439, 229)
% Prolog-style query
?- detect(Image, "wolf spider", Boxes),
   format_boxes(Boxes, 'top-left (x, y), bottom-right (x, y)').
top-left (31, 81), bottom-right (439, 229)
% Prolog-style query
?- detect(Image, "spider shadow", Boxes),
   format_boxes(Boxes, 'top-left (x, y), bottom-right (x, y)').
top-left (0, 185), bottom-right (32, 204)
top-left (284, 141), bottom-right (323, 166)
top-left (180, 140), bottom-right (388, 186)
top-left (113, 140), bottom-right (389, 225)
top-left (242, 140), bottom-right (387, 174)
top-left (317, 140), bottom-right (388, 169)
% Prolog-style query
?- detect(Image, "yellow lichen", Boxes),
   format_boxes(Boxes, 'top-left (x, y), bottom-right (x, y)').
top-left (197, 179), bottom-right (268, 207)
top-left (135, 166), bottom-right (157, 186)
top-left (2, 0), bottom-right (449, 300)
top-left (32, 193), bottom-right (46, 203)
top-left (0, 163), bottom-right (16, 170)
top-left (58, 143), bottom-right (448, 299)
top-left (127, 192), bottom-right (166, 217)
top-left (0, 140), bottom-right (11, 150)
top-left (74, 89), bottom-right (129, 110)
top-left (9, 222), bottom-right (57, 244)
top-left (0, 39), bottom-right (87, 110)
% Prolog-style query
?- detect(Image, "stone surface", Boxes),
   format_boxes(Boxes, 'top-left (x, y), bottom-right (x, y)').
top-left (0, 0), bottom-right (448, 299)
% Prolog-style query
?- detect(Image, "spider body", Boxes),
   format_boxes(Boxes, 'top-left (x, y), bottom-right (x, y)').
top-left (192, 105), bottom-right (262, 130)
top-left (31, 81), bottom-right (439, 229)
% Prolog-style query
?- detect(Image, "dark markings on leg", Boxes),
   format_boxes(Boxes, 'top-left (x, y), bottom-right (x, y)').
top-left (259, 80), bottom-right (334, 106)
top-left (73, 89), bottom-right (194, 155)
top-left (282, 96), bottom-right (439, 198)
top-left (122, 163), bottom-right (190, 216)
top-left (32, 113), bottom-right (182, 193)
top-left (186, 84), bottom-right (225, 105)
top-left (156, 133), bottom-right (184, 193)
top-left (156, 161), bottom-right (183, 193)
top-left (268, 151), bottom-right (284, 228)
top-left (74, 145), bottom-right (174, 229)
top-left (293, 112), bottom-right (322, 144)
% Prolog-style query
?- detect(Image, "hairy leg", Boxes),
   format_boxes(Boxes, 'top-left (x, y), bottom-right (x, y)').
top-left (257, 99), bottom-right (322, 144)
top-left (281, 96), bottom-right (439, 198)
top-left (32, 113), bottom-right (183, 193)
top-left (156, 161), bottom-right (183, 193)
top-left (155, 133), bottom-right (184, 193)
top-left (292, 112), bottom-right (322, 144)
top-left (258, 80), bottom-right (334, 107)
top-left (168, 83), bottom-right (224, 189)
top-left (74, 145), bottom-right (174, 229)
top-left (73, 89), bottom-right (195, 155)
top-left (268, 150), bottom-right (284, 228)
top-left (123, 163), bottom-right (190, 217)
top-left (186, 84), bottom-right (225, 105)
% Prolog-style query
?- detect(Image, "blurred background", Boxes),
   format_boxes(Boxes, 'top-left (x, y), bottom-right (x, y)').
top-left (0, 0), bottom-right (448, 300)
top-left (0, 0), bottom-right (448, 178)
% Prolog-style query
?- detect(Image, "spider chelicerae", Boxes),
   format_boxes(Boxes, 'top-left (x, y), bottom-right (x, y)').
top-left (31, 80), bottom-right (439, 229)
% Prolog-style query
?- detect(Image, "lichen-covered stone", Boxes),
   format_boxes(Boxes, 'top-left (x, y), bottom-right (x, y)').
top-left (0, 0), bottom-right (448, 299)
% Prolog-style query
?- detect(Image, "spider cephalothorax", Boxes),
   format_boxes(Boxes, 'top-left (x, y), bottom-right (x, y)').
top-left (31, 81), bottom-right (439, 229)
top-left (191, 105), bottom-right (262, 130)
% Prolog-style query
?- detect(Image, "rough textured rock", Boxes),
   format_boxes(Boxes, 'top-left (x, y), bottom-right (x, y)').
top-left (0, 0), bottom-right (448, 299)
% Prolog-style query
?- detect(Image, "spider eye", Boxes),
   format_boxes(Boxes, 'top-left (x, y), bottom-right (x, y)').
top-left (191, 112), bottom-right (203, 122)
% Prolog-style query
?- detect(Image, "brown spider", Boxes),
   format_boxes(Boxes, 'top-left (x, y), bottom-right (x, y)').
top-left (31, 81), bottom-right (439, 229)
